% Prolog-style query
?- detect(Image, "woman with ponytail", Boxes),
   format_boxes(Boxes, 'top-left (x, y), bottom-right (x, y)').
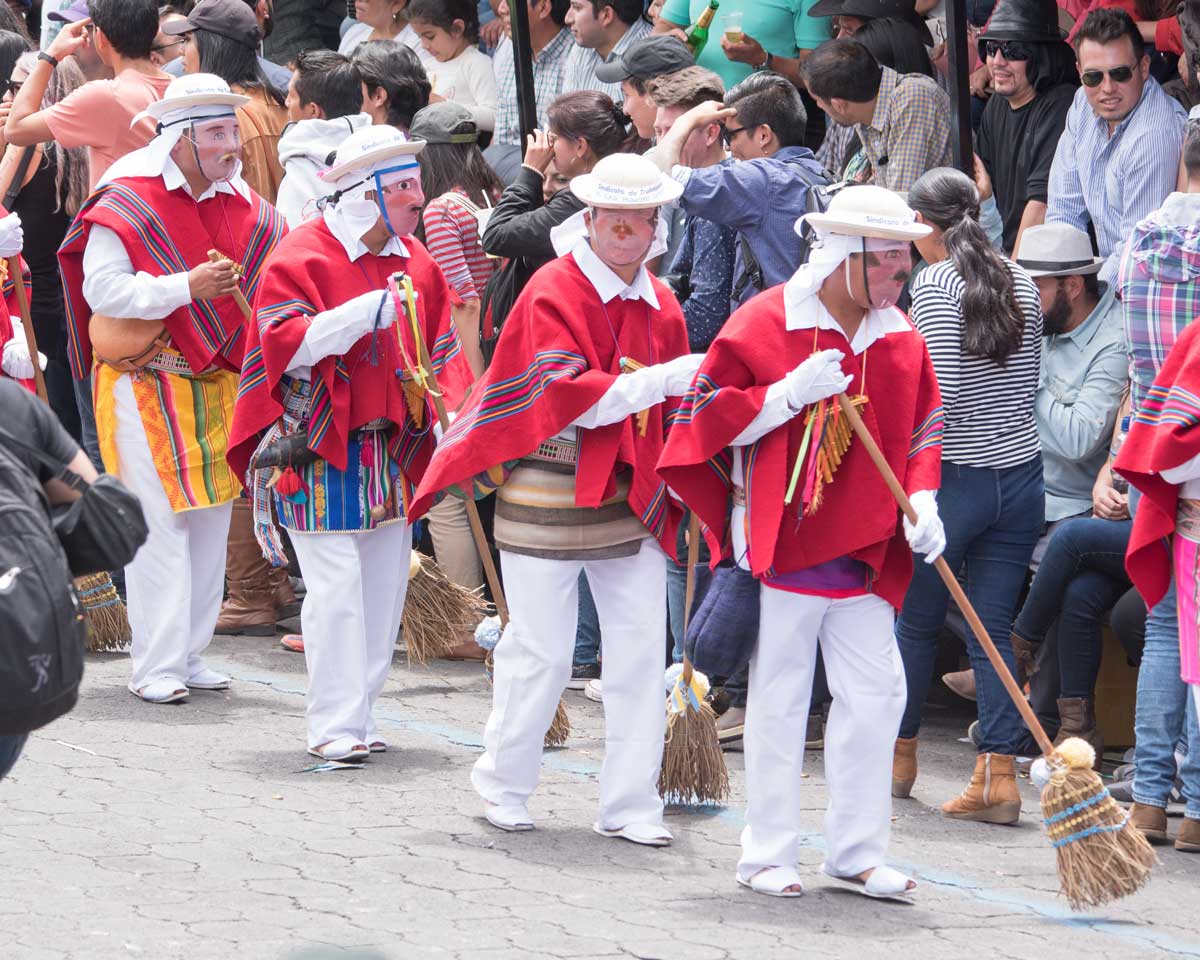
top-left (892, 166), bottom-right (1046, 826)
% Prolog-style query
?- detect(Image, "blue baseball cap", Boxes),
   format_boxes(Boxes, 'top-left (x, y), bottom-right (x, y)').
top-left (48, 0), bottom-right (90, 23)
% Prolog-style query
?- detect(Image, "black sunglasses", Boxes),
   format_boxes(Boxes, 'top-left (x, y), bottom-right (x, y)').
top-left (720, 123), bottom-right (755, 147)
top-left (982, 40), bottom-right (1032, 61)
top-left (1080, 65), bottom-right (1136, 87)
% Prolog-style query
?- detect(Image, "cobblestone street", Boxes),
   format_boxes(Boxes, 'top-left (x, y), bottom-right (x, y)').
top-left (4, 634), bottom-right (1200, 960)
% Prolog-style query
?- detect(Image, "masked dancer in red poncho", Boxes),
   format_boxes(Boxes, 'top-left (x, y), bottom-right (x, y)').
top-left (658, 185), bottom-right (946, 898)
top-left (1117, 320), bottom-right (1200, 722)
top-left (58, 74), bottom-right (286, 705)
top-left (410, 153), bottom-right (703, 843)
top-left (228, 125), bottom-right (469, 762)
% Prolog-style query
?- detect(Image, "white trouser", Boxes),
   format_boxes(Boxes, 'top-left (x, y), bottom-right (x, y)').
top-left (739, 589), bottom-right (905, 879)
top-left (290, 521), bottom-right (412, 749)
top-left (113, 374), bottom-right (232, 689)
top-left (472, 538), bottom-right (668, 828)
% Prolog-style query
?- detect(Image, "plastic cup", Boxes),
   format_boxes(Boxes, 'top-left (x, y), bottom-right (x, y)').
top-left (724, 11), bottom-right (743, 42)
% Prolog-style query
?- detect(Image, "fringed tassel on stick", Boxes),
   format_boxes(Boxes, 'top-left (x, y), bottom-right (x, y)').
top-left (545, 697), bottom-right (570, 747)
top-left (401, 551), bottom-right (490, 666)
top-left (75, 572), bottom-right (130, 652)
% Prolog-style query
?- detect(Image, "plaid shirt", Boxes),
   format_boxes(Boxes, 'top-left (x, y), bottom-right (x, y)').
top-left (856, 66), bottom-right (952, 196)
top-left (1118, 193), bottom-right (1200, 415)
top-left (492, 28), bottom-right (575, 147)
top-left (561, 18), bottom-right (651, 105)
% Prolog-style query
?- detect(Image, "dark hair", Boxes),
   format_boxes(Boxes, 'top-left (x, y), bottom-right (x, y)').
top-left (194, 27), bottom-right (285, 105)
top-left (585, 0), bottom-right (645, 27)
top-left (547, 90), bottom-right (629, 158)
top-left (725, 71), bottom-right (808, 148)
top-left (87, 0), bottom-right (159, 59)
top-left (908, 167), bottom-right (1026, 364)
top-left (0, 29), bottom-right (30, 86)
top-left (1073, 7), bottom-right (1145, 60)
top-left (406, 0), bottom-right (480, 44)
top-left (548, 0), bottom-right (570, 26)
top-left (354, 39), bottom-right (431, 130)
top-left (1184, 122), bottom-right (1200, 179)
top-left (0, 5), bottom-right (31, 45)
top-left (28, 51), bottom-right (90, 216)
top-left (417, 141), bottom-right (502, 209)
top-left (802, 38), bottom-right (884, 104)
top-left (853, 18), bottom-right (934, 79)
top-left (294, 49), bottom-right (363, 118)
top-left (1023, 39), bottom-right (1080, 92)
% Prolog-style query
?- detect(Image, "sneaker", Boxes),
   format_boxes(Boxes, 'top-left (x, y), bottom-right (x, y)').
top-left (566, 662), bottom-right (601, 690)
top-left (805, 707), bottom-right (825, 750)
top-left (584, 678), bottom-right (603, 702)
top-left (967, 720), bottom-right (980, 748)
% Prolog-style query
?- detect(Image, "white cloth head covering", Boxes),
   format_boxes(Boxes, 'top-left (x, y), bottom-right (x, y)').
top-left (784, 232), bottom-right (859, 308)
top-left (99, 74), bottom-right (247, 188)
top-left (549, 208), bottom-right (669, 260)
top-left (319, 125), bottom-right (425, 245)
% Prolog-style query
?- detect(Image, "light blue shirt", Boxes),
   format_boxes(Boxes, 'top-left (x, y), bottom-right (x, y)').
top-left (1036, 284), bottom-right (1128, 520)
top-left (1046, 78), bottom-right (1186, 285)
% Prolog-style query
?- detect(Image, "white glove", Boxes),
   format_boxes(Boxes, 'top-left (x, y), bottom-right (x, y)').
top-left (904, 489), bottom-right (946, 564)
top-left (783, 348), bottom-right (852, 409)
top-left (1, 336), bottom-right (32, 379)
top-left (0, 212), bottom-right (23, 257)
top-left (659, 353), bottom-right (705, 397)
top-left (344, 287), bottom-right (399, 335)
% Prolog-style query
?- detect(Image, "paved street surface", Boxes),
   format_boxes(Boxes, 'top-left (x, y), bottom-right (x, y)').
top-left (5, 631), bottom-right (1200, 960)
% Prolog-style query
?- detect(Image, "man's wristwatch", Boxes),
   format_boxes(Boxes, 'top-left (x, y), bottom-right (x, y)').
top-left (37, 51), bottom-right (58, 67)
top-left (758, 52), bottom-right (773, 71)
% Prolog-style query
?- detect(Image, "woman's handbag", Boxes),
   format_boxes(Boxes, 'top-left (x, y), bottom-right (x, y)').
top-left (0, 427), bottom-right (148, 576)
top-left (684, 559), bottom-right (760, 679)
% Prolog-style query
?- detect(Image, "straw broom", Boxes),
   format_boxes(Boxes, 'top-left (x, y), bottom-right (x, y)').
top-left (658, 513), bottom-right (729, 805)
top-left (838, 394), bottom-right (1155, 910)
top-left (392, 274), bottom-right (569, 746)
top-left (7, 255), bottom-right (132, 651)
top-left (401, 550), bottom-right (490, 666)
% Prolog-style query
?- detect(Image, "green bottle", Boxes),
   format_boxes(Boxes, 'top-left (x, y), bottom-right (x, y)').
top-left (684, 0), bottom-right (719, 58)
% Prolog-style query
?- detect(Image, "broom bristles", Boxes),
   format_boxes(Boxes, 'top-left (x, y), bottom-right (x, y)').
top-left (544, 696), bottom-right (570, 747)
top-left (401, 552), bottom-right (490, 666)
top-left (1041, 765), bottom-right (1157, 910)
top-left (658, 700), bottom-right (730, 806)
top-left (75, 572), bottom-right (130, 652)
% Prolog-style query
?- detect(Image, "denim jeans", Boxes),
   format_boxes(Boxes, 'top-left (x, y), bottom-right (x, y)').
top-left (1012, 517), bottom-right (1132, 699)
top-left (897, 456), bottom-right (1045, 754)
top-left (72, 373), bottom-right (103, 472)
top-left (574, 573), bottom-right (600, 667)
top-left (666, 512), bottom-right (711, 663)
top-left (0, 734), bottom-right (26, 779)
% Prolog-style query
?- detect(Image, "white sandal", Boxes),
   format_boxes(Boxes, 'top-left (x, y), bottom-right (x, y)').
top-left (821, 862), bottom-right (916, 901)
top-left (736, 866), bottom-right (805, 898)
top-left (307, 738), bottom-right (369, 762)
top-left (128, 679), bottom-right (189, 704)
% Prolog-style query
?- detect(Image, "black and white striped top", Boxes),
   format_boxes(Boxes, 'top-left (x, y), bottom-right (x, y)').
top-left (910, 258), bottom-right (1043, 469)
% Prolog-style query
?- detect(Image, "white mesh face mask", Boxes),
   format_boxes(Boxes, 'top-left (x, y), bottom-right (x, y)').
top-left (844, 237), bottom-right (913, 309)
top-left (180, 116), bottom-right (243, 183)
top-left (324, 161), bottom-right (423, 242)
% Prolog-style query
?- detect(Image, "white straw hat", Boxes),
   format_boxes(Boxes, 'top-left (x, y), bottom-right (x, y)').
top-left (570, 153), bottom-right (683, 209)
top-left (323, 125), bottom-right (426, 183)
top-left (1014, 223), bottom-right (1103, 277)
top-left (798, 184), bottom-right (931, 241)
top-left (133, 73), bottom-right (248, 126)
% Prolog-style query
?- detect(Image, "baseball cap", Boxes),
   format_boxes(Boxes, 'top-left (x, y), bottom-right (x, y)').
top-left (594, 35), bottom-right (694, 85)
top-left (409, 102), bottom-right (479, 145)
top-left (162, 0), bottom-right (262, 51)
top-left (47, 0), bottom-right (88, 23)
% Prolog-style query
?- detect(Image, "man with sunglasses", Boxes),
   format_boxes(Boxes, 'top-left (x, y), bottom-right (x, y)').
top-left (1046, 7), bottom-right (1186, 285)
top-left (975, 0), bottom-right (1077, 254)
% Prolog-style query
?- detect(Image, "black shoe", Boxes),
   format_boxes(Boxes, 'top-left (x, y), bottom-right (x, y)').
top-left (566, 662), bottom-right (601, 690)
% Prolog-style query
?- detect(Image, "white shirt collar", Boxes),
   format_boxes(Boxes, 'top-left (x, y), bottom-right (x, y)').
top-left (160, 155), bottom-right (251, 203)
top-left (570, 238), bottom-right (660, 310)
top-left (783, 270), bottom-right (909, 355)
top-left (321, 204), bottom-right (412, 262)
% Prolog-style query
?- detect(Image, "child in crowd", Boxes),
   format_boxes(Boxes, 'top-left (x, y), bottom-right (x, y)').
top-left (406, 0), bottom-right (497, 133)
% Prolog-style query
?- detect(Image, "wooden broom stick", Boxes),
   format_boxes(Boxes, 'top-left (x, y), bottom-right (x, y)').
top-left (681, 512), bottom-right (701, 683)
top-left (401, 277), bottom-right (510, 628)
top-left (837, 393), bottom-right (1056, 757)
top-left (207, 249), bottom-right (253, 321)
top-left (8, 256), bottom-right (46, 402)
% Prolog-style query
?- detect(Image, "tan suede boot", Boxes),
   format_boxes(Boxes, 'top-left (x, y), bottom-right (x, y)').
top-left (1130, 802), bottom-right (1169, 843)
top-left (269, 565), bottom-right (301, 620)
top-left (215, 498), bottom-right (277, 636)
top-left (1053, 697), bottom-right (1103, 768)
top-left (1175, 817), bottom-right (1200, 852)
top-left (1010, 632), bottom-right (1038, 688)
top-left (942, 753), bottom-right (1021, 824)
top-left (892, 737), bottom-right (918, 798)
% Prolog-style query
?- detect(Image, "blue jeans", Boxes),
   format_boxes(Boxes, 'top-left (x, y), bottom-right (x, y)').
top-left (0, 734), bottom-right (26, 779)
top-left (1012, 517), bottom-right (1131, 699)
top-left (897, 457), bottom-right (1045, 754)
top-left (666, 512), bottom-right (711, 663)
top-left (72, 373), bottom-right (103, 472)
top-left (574, 573), bottom-right (600, 667)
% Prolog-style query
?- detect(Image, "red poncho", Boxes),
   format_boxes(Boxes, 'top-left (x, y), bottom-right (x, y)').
top-left (58, 175), bottom-right (285, 378)
top-left (0, 255), bottom-right (33, 393)
top-left (658, 287), bottom-right (943, 610)
top-left (227, 216), bottom-right (469, 484)
top-left (409, 253), bottom-right (689, 558)
top-left (1116, 319), bottom-right (1200, 607)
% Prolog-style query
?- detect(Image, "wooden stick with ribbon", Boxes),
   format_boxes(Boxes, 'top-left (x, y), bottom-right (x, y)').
top-left (7, 256), bottom-right (46, 402)
top-left (207, 249), bottom-right (252, 322)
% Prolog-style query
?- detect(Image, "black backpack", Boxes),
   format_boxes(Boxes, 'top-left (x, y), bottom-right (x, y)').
top-left (0, 440), bottom-right (86, 736)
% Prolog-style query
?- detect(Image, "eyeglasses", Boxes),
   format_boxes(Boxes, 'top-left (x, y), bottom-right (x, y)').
top-left (1079, 65), bottom-right (1136, 87)
top-left (151, 38), bottom-right (186, 52)
top-left (983, 40), bottom-right (1032, 61)
top-left (720, 123), bottom-right (755, 147)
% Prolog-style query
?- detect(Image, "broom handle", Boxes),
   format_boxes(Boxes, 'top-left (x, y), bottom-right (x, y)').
top-left (681, 512), bottom-right (701, 685)
top-left (836, 393), bottom-right (1056, 758)
top-left (207, 249), bottom-right (253, 321)
top-left (406, 286), bottom-right (510, 629)
top-left (8, 257), bottom-right (47, 403)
